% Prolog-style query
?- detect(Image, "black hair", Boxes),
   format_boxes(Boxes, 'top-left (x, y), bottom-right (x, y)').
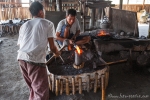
top-left (66, 9), bottom-right (77, 16)
top-left (29, 1), bottom-right (43, 16)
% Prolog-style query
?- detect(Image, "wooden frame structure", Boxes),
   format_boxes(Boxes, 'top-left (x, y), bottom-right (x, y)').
top-left (47, 57), bottom-right (109, 100)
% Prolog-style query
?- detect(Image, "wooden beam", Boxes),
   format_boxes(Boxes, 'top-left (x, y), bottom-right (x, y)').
top-left (55, 1), bottom-right (78, 4)
top-left (0, 2), bottom-right (29, 4)
top-left (87, 4), bottom-right (115, 8)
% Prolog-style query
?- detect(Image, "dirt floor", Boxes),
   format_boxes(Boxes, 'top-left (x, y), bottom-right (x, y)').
top-left (0, 34), bottom-right (150, 100)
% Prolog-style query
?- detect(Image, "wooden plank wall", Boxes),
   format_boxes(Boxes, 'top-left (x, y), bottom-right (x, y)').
top-left (111, 8), bottom-right (139, 37)
top-left (44, 1), bottom-right (79, 11)
top-left (0, 0), bottom-right (31, 20)
top-left (0, 7), bottom-right (31, 20)
top-left (0, 0), bottom-right (79, 20)
top-left (1, 0), bottom-right (150, 21)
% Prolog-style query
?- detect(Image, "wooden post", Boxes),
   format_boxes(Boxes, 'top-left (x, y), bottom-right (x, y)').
top-left (89, 8), bottom-right (95, 29)
top-left (56, 0), bottom-right (62, 11)
top-left (52, 74), bottom-right (55, 92)
top-left (119, 0), bottom-right (123, 10)
top-left (55, 79), bottom-right (59, 96)
top-left (127, 0), bottom-right (129, 5)
top-left (83, 16), bottom-right (85, 32)
top-left (72, 77), bottom-right (75, 95)
top-left (48, 75), bottom-right (52, 90)
top-left (142, 0), bottom-right (145, 9)
top-left (66, 78), bottom-right (69, 95)
top-left (101, 75), bottom-right (105, 100)
top-left (83, 1), bottom-right (86, 32)
top-left (79, 77), bottom-right (82, 94)
top-left (105, 69), bottom-right (109, 89)
top-left (87, 75), bottom-right (90, 92)
top-left (126, 0), bottom-right (129, 10)
top-left (101, 8), bottom-right (104, 22)
top-left (60, 79), bottom-right (63, 95)
top-left (79, 0), bottom-right (85, 32)
top-left (94, 73), bottom-right (98, 93)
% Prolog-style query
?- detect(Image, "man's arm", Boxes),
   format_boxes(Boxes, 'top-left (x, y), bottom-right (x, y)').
top-left (47, 22), bottom-right (58, 53)
top-left (48, 37), bottom-right (58, 54)
top-left (56, 25), bottom-right (70, 42)
top-left (71, 18), bottom-right (81, 40)
top-left (71, 30), bottom-right (80, 40)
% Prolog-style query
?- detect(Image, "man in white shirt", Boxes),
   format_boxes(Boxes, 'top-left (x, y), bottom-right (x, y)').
top-left (56, 9), bottom-right (90, 47)
top-left (17, 1), bottom-right (59, 100)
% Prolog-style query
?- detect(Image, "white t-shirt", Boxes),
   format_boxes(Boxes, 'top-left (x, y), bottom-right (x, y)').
top-left (17, 18), bottom-right (55, 63)
top-left (56, 18), bottom-right (80, 35)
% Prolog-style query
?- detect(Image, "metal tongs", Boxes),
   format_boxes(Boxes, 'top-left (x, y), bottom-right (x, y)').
top-left (46, 39), bottom-right (70, 65)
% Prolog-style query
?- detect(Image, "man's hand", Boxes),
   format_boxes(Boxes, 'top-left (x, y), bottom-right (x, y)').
top-left (69, 39), bottom-right (74, 44)
top-left (53, 51), bottom-right (61, 57)
top-left (71, 36), bottom-right (76, 40)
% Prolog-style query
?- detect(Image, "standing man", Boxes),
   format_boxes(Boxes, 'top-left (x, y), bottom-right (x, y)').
top-left (56, 9), bottom-right (90, 47)
top-left (17, 1), bottom-right (59, 100)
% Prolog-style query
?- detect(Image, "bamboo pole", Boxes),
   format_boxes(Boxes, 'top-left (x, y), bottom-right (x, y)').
top-left (72, 77), bottom-right (75, 95)
top-left (60, 79), bottom-right (63, 95)
top-left (87, 75), bottom-right (90, 92)
top-left (97, 59), bottom-right (127, 67)
top-left (55, 79), bottom-right (59, 96)
top-left (101, 75), bottom-right (105, 100)
top-left (48, 75), bottom-right (52, 90)
top-left (94, 73), bottom-right (98, 93)
top-left (79, 77), bottom-right (82, 94)
top-left (66, 78), bottom-right (69, 95)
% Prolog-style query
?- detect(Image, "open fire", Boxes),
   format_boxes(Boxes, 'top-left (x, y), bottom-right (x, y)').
top-left (97, 30), bottom-right (110, 36)
top-left (76, 45), bottom-right (83, 55)
top-left (73, 45), bottom-right (84, 69)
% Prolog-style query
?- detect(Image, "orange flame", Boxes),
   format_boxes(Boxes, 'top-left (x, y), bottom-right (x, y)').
top-left (76, 46), bottom-right (82, 55)
top-left (97, 30), bottom-right (108, 36)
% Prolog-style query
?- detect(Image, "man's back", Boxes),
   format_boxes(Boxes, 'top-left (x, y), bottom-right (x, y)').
top-left (17, 18), bottom-right (55, 63)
